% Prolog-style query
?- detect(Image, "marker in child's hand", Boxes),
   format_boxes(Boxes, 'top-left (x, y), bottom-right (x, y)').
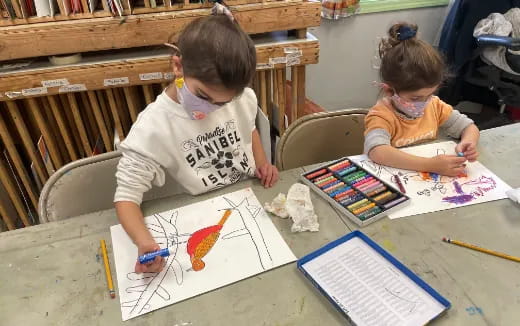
top-left (456, 151), bottom-right (468, 177)
top-left (139, 248), bottom-right (174, 264)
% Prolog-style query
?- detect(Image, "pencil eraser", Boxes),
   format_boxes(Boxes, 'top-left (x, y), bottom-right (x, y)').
top-left (110, 291), bottom-right (116, 299)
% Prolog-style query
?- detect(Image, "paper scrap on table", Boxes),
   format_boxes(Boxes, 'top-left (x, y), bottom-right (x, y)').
top-left (506, 188), bottom-right (520, 204)
top-left (265, 183), bottom-right (319, 232)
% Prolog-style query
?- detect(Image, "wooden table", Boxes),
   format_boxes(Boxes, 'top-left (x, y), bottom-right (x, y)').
top-left (0, 124), bottom-right (518, 325)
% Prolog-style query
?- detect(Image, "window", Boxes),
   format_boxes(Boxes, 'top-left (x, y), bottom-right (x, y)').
top-left (359, 0), bottom-right (449, 14)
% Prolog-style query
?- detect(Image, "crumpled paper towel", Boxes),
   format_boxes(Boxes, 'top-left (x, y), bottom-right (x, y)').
top-left (264, 193), bottom-right (289, 218)
top-left (264, 183), bottom-right (319, 232)
top-left (506, 188), bottom-right (520, 204)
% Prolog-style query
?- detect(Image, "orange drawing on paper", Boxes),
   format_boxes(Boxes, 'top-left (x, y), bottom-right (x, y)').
top-left (186, 209), bottom-right (232, 271)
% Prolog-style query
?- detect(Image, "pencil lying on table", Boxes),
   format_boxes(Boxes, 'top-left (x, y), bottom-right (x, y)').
top-left (442, 237), bottom-right (520, 263)
top-left (100, 240), bottom-right (116, 298)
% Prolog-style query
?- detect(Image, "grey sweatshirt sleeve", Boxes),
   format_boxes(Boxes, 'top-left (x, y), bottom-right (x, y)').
top-left (439, 110), bottom-right (474, 138)
top-left (114, 150), bottom-right (166, 205)
top-left (364, 128), bottom-right (391, 154)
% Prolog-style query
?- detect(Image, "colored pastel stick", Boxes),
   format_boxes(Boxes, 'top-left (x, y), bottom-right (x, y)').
top-left (358, 179), bottom-right (379, 191)
top-left (347, 198), bottom-right (369, 210)
top-left (326, 184), bottom-right (347, 194)
top-left (377, 193), bottom-right (398, 205)
top-left (322, 180), bottom-right (342, 190)
top-left (350, 174), bottom-right (371, 184)
top-left (353, 176), bottom-right (375, 188)
top-left (306, 169), bottom-right (327, 180)
top-left (338, 166), bottom-right (357, 176)
top-left (359, 207), bottom-right (382, 220)
top-left (313, 173), bottom-right (333, 183)
top-left (363, 182), bottom-right (386, 197)
top-left (347, 170), bottom-right (366, 178)
top-left (335, 188), bottom-right (356, 200)
top-left (339, 192), bottom-right (362, 202)
top-left (352, 202), bottom-right (376, 215)
top-left (358, 181), bottom-right (381, 193)
top-left (328, 160), bottom-right (347, 169)
top-left (329, 160), bottom-right (351, 170)
top-left (392, 174), bottom-right (406, 193)
top-left (315, 175), bottom-right (335, 185)
top-left (329, 186), bottom-right (351, 197)
top-left (367, 185), bottom-right (387, 197)
top-left (343, 170), bottom-right (365, 180)
top-left (373, 191), bottom-right (392, 202)
top-left (318, 178), bottom-right (339, 188)
top-left (345, 175), bottom-right (367, 185)
top-left (340, 194), bottom-right (364, 206)
top-left (329, 161), bottom-right (351, 171)
top-left (360, 181), bottom-right (383, 193)
top-left (323, 181), bottom-right (344, 192)
top-left (384, 196), bottom-right (407, 209)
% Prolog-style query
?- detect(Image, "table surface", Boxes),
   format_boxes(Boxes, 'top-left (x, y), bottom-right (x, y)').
top-left (1, 123), bottom-right (519, 326)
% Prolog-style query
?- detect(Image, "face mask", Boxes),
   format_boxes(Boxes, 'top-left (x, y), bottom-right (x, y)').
top-left (390, 93), bottom-right (431, 119)
top-left (175, 77), bottom-right (220, 120)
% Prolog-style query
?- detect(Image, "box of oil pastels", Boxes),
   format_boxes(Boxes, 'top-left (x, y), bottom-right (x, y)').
top-left (300, 157), bottom-right (410, 226)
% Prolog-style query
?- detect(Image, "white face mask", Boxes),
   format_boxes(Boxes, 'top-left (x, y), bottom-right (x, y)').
top-left (390, 93), bottom-right (432, 118)
top-left (176, 77), bottom-right (221, 120)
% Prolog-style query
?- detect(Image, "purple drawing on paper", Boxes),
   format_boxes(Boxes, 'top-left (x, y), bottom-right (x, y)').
top-left (453, 181), bottom-right (464, 194)
top-left (442, 194), bottom-right (474, 204)
top-left (442, 176), bottom-right (497, 205)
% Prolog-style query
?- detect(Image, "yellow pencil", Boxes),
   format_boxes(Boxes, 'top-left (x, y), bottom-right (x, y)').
top-left (442, 237), bottom-right (520, 263)
top-left (100, 240), bottom-right (116, 298)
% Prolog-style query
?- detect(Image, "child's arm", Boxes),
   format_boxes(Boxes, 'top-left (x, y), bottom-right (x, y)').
top-left (115, 201), bottom-right (165, 273)
top-left (252, 129), bottom-right (278, 187)
top-left (437, 101), bottom-right (479, 161)
top-left (369, 145), bottom-right (467, 177)
top-left (115, 149), bottom-right (168, 273)
top-left (455, 124), bottom-right (480, 162)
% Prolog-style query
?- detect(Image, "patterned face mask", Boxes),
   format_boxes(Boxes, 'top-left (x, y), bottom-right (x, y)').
top-left (175, 77), bottom-right (221, 120)
top-left (390, 93), bottom-right (431, 119)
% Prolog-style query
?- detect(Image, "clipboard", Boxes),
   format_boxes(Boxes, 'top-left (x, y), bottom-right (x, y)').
top-left (298, 231), bottom-right (451, 325)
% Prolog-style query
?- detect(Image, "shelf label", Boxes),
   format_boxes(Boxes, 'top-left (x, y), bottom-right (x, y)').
top-left (104, 77), bottom-right (129, 87)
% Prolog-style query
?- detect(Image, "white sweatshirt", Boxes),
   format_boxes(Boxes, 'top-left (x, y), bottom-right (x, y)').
top-left (114, 88), bottom-right (258, 205)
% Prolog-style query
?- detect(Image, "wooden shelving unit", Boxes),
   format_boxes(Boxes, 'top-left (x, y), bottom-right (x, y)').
top-left (0, 33), bottom-right (319, 97)
top-left (0, 0), bottom-right (321, 231)
top-left (0, 1), bottom-right (320, 60)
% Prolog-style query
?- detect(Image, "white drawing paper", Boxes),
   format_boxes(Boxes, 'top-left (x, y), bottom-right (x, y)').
top-left (110, 188), bottom-right (297, 321)
top-left (350, 141), bottom-right (511, 219)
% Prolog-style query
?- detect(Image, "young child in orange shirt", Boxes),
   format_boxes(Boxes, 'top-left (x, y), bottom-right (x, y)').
top-left (364, 22), bottom-right (480, 177)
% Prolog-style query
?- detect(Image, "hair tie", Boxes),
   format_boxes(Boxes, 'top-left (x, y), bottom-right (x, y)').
top-left (397, 26), bottom-right (416, 41)
top-left (164, 43), bottom-right (181, 55)
top-left (212, 2), bottom-right (234, 21)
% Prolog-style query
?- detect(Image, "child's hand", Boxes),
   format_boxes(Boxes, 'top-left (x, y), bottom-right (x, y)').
top-left (135, 240), bottom-right (165, 273)
top-left (255, 163), bottom-right (279, 188)
top-left (430, 155), bottom-right (467, 177)
top-left (455, 141), bottom-right (478, 162)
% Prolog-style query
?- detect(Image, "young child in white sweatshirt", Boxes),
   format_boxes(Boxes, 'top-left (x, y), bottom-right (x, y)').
top-left (114, 13), bottom-right (278, 274)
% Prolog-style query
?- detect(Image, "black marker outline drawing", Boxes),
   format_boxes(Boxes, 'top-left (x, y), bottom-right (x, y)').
top-left (120, 192), bottom-right (275, 320)
top-left (122, 211), bottom-right (184, 318)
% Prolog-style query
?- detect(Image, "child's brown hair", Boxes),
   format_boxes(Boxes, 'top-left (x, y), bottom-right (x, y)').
top-left (379, 22), bottom-right (447, 93)
top-left (171, 15), bottom-right (256, 93)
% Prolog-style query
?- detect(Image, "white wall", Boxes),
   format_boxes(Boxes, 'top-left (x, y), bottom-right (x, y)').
top-left (307, 7), bottom-right (448, 111)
